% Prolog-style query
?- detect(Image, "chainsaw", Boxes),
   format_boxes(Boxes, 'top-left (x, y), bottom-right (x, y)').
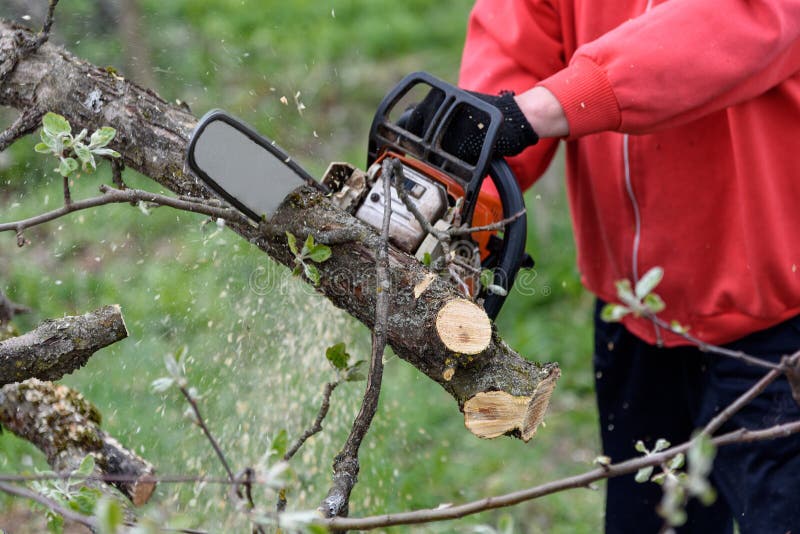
top-left (186, 72), bottom-right (531, 319)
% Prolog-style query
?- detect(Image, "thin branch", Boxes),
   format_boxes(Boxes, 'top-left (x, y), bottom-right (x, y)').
top-left (0, 184), bottom-right (251, 237)
top-left (278, 380), bottom-right (340, 513)
top-left (0, 481), bottom-right (99, 530)
top-left (651, 315), bottom-right (782, 371)
top-left (448, 209), bottom-right (526, 236)
top-left (320, 158), bottom-right (395, 518)
top-left (285, 381), bottom-right (340, 462)
top-left (0, 105), bottom-right (43, 152)
top-left (320, 420), bottom-right (800, 531)
top-left (179, 385), bottom-right (236, 483)
top-left (0, 290), bottom-right (29, 325)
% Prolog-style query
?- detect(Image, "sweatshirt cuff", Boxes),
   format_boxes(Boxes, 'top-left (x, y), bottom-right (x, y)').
top-left (537, 56), bottom-right (621, 138)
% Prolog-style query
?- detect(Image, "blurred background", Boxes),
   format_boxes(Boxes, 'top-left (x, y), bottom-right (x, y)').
top-left (0, 1), bottom-right (599, 531)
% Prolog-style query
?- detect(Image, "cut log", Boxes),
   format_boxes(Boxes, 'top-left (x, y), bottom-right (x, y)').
top-left (0, 379), bottom-right (156, 506)
top-left (436, 299), bottom-right (492, 355)
top-left (0, 21), bottom-right (560, 440)
top-left (0, 305), bottom-right (128, 386)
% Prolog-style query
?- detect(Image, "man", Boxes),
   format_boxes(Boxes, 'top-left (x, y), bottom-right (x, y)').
top-left (450, 0), bottom-right (800, 531)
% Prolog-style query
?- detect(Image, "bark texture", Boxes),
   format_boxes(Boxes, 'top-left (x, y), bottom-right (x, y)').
top-left (0, 304), bottom-right (128, 386)
top-left (0, 379), bottom-right (156, 505)
top-left (0, 20), bottom-right (560, 440)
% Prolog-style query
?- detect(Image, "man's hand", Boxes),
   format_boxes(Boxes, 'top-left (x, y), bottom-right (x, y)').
top-left (404, 89), bottom-right (539, 164)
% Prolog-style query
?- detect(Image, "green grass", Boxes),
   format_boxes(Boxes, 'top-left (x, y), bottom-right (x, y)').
top-left (0, 2), bottom-right (602, 532)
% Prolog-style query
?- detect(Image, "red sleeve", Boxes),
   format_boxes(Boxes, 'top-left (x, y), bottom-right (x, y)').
top-left (459, 0), bottom-right (564, 191)
top-left (538, 0), bottom-right (800, 137)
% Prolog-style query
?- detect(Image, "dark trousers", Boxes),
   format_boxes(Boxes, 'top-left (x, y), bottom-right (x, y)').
top-left (594, 301), bottom-right (800, 533)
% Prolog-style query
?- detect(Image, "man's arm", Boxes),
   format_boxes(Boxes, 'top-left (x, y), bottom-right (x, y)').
top-left (537, 0), bottom-right (800, 137)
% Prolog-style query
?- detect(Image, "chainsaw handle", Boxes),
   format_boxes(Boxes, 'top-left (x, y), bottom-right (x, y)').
top-left (368, 72), bottom-right (503, 222)
top-left (482, 158), bottom-right (529, 320)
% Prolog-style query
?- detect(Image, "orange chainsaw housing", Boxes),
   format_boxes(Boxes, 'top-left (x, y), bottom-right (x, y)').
top-left (375, 151), bottom-right (503, 261)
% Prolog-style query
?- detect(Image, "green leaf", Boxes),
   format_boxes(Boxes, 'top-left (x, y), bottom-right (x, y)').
top-left (57, 157), bottom-right (79, 177)
top-left (614, 279), bottom-right (638, 308)
top-left (270, 429), bottom-right (288, 458)
top-left (46, 511), bottom-right (64, 534)
top-left (653, 438), bottom-right (671, 453)
top-left (291, 264), bottom-right (303, 277)
top-left (326, 342), bottom-right (350, 370)
top-left (345, 360), bottom-right (367, 382)
top-left (651, 472), bottom-right (667, 485)
top-left (635, 465), bottom-right (654, 483)
top-left (286, 232), bottom-right (299, 256)
top-left (74, 144), bottom-right (97, 172)
top-left (634, 440), bottom-right (648, 454)
top-left (306, 525), bottom-right (330, 534)
top-left (307, 243), bottom-right (332, 263)
top-left (480, 269), bottom-right (494, 288)
top-left (95, 497), bottom-right (124, 534)
top-left (636, 266), bottom-right (664, 299)
top-left (73, 455), bottom-right (95, 482)
top-left (644, 293), bottom-right (666, 314)
top-left (422, 252), bottom-right (433, 267)
top-left (70, 486), bottom-right (101, 515)
top-left (670, 320), bottom-right (689, 334)
top-left (90, 147), bottom-right (121, 158)
top-left (669, 453), bottom-right (685, 471)
top-left (601, 303), bottom-right (631, 323)
top-left (89, 126), bottom-right (116, 149)
top-left (302, 234), bottom-right (315, 256)
top-left (35, 142), bottom-right (53, 153)
top-left (304, 263), bottom-right (321, 285)
top-left (42, 112), bottom-right (71, 137)
top-left (150, 377), bottom-right (174, 393)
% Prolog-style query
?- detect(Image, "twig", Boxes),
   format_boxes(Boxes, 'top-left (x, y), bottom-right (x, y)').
top-left (62, 175), bottom-right (71, 205)
top-left (320, 419), bottom-right (800, 531)
top-left (320, 158), bottom-right (395, 518)
top-left (278, 380), bottom-right (340, 512)
top-left (0, 481), bottom-right (99, 530)
top-left (650, 315), bottom-right (782, 371)
top-left (178, 385), bottom-right (235, 484)
top-left (284, 381), bottom-right (341, 463)
top-left (0, 290), bottom-right (29, 325)
top-left (0, 106), bottom-right (43, 152)
top-left (0, 184), bottom-right (251, 237)
top-left (448, 209), bottom-right (526, 236)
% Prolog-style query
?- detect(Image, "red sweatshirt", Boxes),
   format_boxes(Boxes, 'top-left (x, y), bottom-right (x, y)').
top-left (459, 0), bottom-right (800, 346)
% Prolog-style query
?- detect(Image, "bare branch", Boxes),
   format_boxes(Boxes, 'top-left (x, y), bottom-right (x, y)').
top-left (321, 158), bottom-right (395, 518)
top-left (0, 184), bottom-right (251, 239)
top-left (179, 384), bottom-right (236, 484)
top-left (0, 305), bottom-right (127, 385)
top-left (0, 105), bottom-right (42, 151)
top-left (0, 290), bottom-right (29, 325)
top-left (320, 419), bottom-right (800, 531)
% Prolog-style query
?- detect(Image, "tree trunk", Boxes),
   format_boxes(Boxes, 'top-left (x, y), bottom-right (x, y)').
top-left (0, 20), bottom-right (560, 441)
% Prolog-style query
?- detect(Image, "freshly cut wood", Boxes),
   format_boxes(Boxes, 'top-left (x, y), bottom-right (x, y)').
top-left (0, 21), bottom-right (560, 441)
top-left (0, 379), bottom-right (156, 505)
top-left (435, 299), bottom-right (492, 355)
top-left (0, 305), bottom-right (128, 386)
top-left (464, 366), bottom-right (560, 442)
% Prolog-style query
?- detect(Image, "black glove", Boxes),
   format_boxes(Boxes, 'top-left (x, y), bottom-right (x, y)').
top-left (404, 89), bottom-right (539, 164)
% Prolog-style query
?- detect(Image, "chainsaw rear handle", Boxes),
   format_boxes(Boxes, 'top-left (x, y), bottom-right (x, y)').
top-left (368, 71), bottom-right (503, 224)
top-left (482, 158), bottom-right (528, 320)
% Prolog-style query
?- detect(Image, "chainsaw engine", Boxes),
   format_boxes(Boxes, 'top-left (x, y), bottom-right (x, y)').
top-left (325, 72), bottom-right (530, 320)
top-left (323, 158), bottom-right (485, 295)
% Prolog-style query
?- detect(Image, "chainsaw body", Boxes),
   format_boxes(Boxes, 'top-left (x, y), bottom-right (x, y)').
top-left (324, 72), bottom-right (531, 319)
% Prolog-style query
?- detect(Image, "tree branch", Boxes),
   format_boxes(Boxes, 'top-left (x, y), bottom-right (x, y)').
top-left (320, 158), bottom-right (394, 518)
top-left (319, 419), bottom-right (800, 531)
top-left (0, 379), bottom-right (157, 506)
top-left (0, 20), bottom-right (559, 441)
top-left (0, 304), bottom-right (128, 385)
